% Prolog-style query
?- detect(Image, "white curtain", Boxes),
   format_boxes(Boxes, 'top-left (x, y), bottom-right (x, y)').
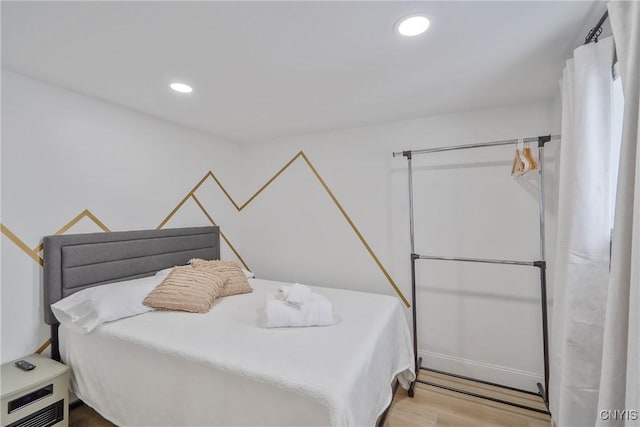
top-left (550, 36), bottom-right (615, 426)
top-left (597, 2), bottom-right (640, 426)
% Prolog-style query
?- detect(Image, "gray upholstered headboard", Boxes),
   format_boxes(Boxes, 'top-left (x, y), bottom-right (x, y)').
top-left (43, 226), bottom-right (220, 325)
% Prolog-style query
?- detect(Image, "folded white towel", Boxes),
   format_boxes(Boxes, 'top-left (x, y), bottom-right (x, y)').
top-left (276, 286), bottom-right (289, 300)
top-left (265, 292), bottom-right (333, 328)
top-left (285, 283), bottom-right (312, 309)
top-left (307, 294), bottom-right (332, 327)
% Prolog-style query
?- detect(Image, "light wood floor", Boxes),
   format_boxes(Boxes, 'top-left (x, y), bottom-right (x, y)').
top-left (386, 371), bottom-right (550, 427)
top-left (70, 372), bottom-right (551, 427)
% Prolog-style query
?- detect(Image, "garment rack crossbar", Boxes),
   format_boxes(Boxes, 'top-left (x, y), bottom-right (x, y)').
top-left (393, 135), bottom-right (559, 157)
top-left (414, 254), bottom-right (542, 267)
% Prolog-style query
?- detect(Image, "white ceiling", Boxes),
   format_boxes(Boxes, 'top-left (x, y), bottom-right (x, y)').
top-left (2, 1), bottom-right (604, 143)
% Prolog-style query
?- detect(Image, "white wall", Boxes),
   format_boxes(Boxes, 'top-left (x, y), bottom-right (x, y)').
top-left (1, 71), bottom-right (244, 362)
top-left (1, 70), bottom-right (562, 391)
top-left (236, 102), bottom-right (558, 391)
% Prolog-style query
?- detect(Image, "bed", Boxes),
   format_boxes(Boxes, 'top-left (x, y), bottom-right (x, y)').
top-left (43, 226), bottom-right (414, 426)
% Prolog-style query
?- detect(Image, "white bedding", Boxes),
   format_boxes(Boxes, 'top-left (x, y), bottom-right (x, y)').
top-left (61, 278), bottom-right (415, 427)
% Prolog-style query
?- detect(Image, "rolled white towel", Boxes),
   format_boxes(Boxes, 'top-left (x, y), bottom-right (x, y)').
top-left (276, 286), bottom-right (290, 300)
top-left (285, 283), bottom-right (312, 308)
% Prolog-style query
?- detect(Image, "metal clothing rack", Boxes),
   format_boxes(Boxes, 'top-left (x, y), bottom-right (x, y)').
top-left (393, 134), bottom-right (560, 415)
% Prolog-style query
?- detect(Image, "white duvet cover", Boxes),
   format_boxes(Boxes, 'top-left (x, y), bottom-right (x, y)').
top-left (61, 278), bottom-right (415, 427)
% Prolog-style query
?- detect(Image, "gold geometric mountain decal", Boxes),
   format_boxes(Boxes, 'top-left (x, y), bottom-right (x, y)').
top-left (1, 150), bottom-right (408, 307)
top-left (1, 209), bottom-right (110, 266)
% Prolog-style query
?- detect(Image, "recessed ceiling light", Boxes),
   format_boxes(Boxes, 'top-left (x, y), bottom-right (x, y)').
top-left (170, 82), bottom-right (193, 93)
top-left (396, 15), bottom-right (430, 37)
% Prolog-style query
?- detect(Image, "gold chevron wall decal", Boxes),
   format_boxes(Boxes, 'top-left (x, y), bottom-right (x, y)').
top-left (35, 338), bottom-right (52, 355)
top-left (0, 224), bottom-right (44, 265)
top-left (1, 150), bottom-right (409, 361)
top-left (157, 150), bottom-right (409, 307)
top-left (190, 193), bottom-right (250, 271)
top-left (1, 209), bottom-right (111, 266)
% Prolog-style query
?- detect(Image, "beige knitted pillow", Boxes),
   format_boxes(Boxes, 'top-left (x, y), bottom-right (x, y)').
top-left (143, 267), bottom-right (225, 313)
top-left (189, 259), bottom-right (253, 297)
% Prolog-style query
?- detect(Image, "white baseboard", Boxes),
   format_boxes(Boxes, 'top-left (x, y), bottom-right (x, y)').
top-left (417, 350), bottom-right (543, 393)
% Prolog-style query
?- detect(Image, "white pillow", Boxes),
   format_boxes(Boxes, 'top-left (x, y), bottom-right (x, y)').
top-left (176, 261), bottom-right (253, 278)
top-left (155, 265), bottom-right (190, 278)
top-left (157, 263), bottom-right (252, 278)
top-left (155, 267), bottom-right (174, 278)
top-left (51, 275), bottom-right (163, 334)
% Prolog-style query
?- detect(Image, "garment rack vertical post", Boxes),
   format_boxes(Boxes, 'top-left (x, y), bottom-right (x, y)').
top-left (393, 134), bottom-right (559, 415)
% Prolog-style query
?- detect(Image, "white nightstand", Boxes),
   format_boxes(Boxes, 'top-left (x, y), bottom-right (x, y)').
top-left (1, 355), bottom-right (69, 427)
